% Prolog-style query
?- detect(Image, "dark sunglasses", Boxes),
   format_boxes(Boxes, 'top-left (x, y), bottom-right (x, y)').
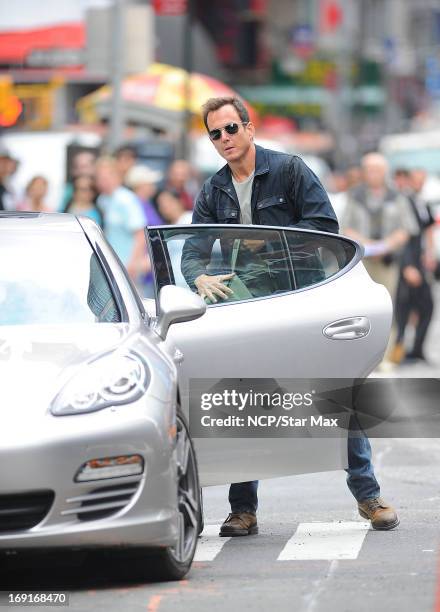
top-left (208, 122), bottom-right (248, 141)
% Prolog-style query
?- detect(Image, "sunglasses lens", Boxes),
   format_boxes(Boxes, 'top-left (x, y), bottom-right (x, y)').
top-left (225, 123), bottom-right (239, 135)
top-left (209, 129), bottom-right (221, 140)
top-left (209, 123), bottom-right (241, 140)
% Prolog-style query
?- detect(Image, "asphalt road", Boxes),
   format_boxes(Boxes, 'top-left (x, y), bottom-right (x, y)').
top-left (2, 288), bottom-right (440, 612)
top-left (2, 437), bottom-right (440, 612)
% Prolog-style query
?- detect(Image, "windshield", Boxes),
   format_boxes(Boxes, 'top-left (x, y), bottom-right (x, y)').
top-left (0, 229), bottom-right (122, 325)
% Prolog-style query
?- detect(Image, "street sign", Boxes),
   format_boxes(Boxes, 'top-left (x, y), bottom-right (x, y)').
top-left (153, 0), bottom-right (187, 15)
top-left (290, 25), bottom-right (315, 59)
top-left (426, 56), bottom-right (440, 99)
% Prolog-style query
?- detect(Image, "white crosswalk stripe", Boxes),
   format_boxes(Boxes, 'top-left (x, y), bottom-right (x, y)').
top-left (194, 521), bottom-right (371, 563)
top-left (194, 524), bottom-right (231, 561)
top-left (277, 521), bottom-right (370, 561)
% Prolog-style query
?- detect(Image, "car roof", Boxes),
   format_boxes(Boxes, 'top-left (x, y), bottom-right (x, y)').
top-left (0, 211), bottom-right (83, 232)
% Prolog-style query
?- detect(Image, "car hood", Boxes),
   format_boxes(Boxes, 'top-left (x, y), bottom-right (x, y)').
top-left (0, 323), bottom-right (134, 417)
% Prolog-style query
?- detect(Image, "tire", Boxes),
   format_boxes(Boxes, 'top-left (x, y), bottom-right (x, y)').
top-left (149, 410), bottom-right (201, 580)
top-left (198, 486), bottom-right (204, 535)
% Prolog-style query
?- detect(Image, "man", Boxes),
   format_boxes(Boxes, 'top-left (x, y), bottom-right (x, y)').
top-left (115, 144), bottom-right (138, 185)
top-left (125, 165), bottom-right (164, 226)
top-left (95, 157), bottom-right (149, 283)
top-left (393, 168), bottom-right (436, 363)
top-left (165, 159), bottom-right (196, 211)
top-left (393, 168), bottom-right (412, 194)
top-left (189, 96), bottom-right (399, 537)
top-left (342, 153), bottom-right (419, 365)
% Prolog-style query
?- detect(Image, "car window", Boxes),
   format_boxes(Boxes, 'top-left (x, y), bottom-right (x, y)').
top-left (148, 226), bottom-right (357, 305)
top-left (285, 232), bottom-right (356, 290)
top-left (157, 227), bottom-right (290, 304)
top-left (0, 230), bottom-right (122, 325)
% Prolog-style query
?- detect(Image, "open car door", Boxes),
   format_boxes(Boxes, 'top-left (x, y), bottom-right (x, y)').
top-left (145, 224), bottom-right (392, 486)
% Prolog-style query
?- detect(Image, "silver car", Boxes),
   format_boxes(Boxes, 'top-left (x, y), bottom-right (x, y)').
top-left (0, 212), bottom-right (392, 580)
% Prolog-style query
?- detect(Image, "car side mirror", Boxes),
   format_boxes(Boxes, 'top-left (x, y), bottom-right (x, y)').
top-left (155, 285), bottom-right (206, 340)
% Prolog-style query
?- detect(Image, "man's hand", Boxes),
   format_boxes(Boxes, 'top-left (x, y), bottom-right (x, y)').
top-left (194, 273), bottom-right (235, 303)
top-left (242, 239), bottom-right (265, 253)
top-left (403, 265), bottom-right (422, 287)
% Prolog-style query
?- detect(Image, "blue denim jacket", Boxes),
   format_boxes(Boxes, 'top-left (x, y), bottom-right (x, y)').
top-left (192, 145), bottom-right (338, 232)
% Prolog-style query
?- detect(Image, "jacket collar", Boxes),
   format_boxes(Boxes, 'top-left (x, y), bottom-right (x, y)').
top-left (210, 144), bottom-right (270, 187)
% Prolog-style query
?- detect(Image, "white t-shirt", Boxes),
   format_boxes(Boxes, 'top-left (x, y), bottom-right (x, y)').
top-left (232, 171), bottom-right (255, 224)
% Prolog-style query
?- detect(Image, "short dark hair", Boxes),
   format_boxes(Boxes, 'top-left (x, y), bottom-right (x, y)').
top-left (393, 167), bottom-right (410, 178)
top-left (114, 144), bottom-right (137, 159)
top-left (202, 97), bottom-right (250, 130)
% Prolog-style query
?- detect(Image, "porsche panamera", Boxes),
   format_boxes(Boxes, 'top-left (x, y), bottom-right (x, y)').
top-left (0, 212), bottom-right (392, 580)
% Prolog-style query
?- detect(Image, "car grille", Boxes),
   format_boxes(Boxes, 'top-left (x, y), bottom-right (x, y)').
top-left (62, 479), bottom-right (141, 522)
top-left (0, 490), bottom-right (55, 532)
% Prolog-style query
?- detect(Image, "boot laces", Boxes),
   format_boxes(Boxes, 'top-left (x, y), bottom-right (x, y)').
top-left (365, 498), bottom-right (381, 511)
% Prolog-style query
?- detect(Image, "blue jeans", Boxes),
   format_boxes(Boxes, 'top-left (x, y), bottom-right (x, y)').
top-left (229, 431), bottom-right (380, 513)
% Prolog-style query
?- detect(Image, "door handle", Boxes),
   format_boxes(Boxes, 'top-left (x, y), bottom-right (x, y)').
top-left (173, 348), bottom-right (184, 364)
top-left (323, 317), bottom-right (370, 340)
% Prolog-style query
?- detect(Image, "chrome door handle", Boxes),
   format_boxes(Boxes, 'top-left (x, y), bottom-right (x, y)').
top-left (323, 317), bottom-right (371, 340)
top-left (173, 348), bottom-right (184, 364)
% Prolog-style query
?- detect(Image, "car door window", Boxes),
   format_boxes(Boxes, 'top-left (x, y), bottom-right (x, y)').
top-left (285, 232), bottom-right (356, 290)
top-left (147, 226), bottom-right (359, 305)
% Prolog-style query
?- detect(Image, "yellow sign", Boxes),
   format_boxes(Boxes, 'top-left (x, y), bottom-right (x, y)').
top-left (0, 77), bottom-right (22, 127)
top-left (0, 78), bottom-right (63, 130)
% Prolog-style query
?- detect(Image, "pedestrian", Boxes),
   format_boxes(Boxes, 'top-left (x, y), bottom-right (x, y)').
top-left (0, 146), bottom-right (19, 211)
top-left (60, 148), bottom-right (97, 212)
top-left (95, 157), bottom-right (149, 285)
top-left (125, 164), bottom-right (164, 297)
top-left (16, 176), bottom-right (51, 212)
top-left (341, 153), bottom-right (419, 366)
top-left (64, 175), bottom-right (102, 226)
top-left (156, 189), bottom-right (192, 225)
top-left (345, 164), bottom-right (362, 190)
top-left (125, 165), bottom-right (164, 226)
top-left (393, 168), bottom-right (436, 363)
top-left (115, 144), bottom-right (138, 185)
top-left (186, 96), bottom-right (399, 537)
top-left (393, 168), bottom-right (412, 195)
top-left (165, 159), bottom-right (197, 211)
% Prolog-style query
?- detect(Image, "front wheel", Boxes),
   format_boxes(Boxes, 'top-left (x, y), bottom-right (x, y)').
top-left (150, 411), bottom-right (201, 580)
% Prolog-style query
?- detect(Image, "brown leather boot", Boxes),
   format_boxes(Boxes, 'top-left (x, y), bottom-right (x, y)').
top-left (219, 512), bottom-right (258, 537)
top-left (358, 497), bottom-right (399, 530)
top-left (389, 342), bottom-right (405, 364)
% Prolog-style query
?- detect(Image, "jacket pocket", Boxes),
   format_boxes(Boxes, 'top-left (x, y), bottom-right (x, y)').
top-left (217, 207), bottom-right (240, 222)
top-left (256, 194), bottom-right (292, 226)
top-left (256, 195), bottom-right (287, 210)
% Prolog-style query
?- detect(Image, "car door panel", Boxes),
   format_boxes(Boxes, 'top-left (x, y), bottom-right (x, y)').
top-left (145, 225), bottom-right (392, 486)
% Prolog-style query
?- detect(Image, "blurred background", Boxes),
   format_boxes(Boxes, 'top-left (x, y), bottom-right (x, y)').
top-left (1, 1), bottom-right (440, 363)
top-left (1, 0), bottom-right (440, 200)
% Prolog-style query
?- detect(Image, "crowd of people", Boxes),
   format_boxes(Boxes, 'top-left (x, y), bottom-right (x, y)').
top-left (330, 153), bottom-right (439, 368)
top-left (0, 141), bottom-right (438, 365)
top-left (0, 143), bottom-right (201, 297)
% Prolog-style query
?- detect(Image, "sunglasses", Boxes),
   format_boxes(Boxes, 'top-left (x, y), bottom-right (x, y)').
top-left (208, 122), bottom-right (248, 141)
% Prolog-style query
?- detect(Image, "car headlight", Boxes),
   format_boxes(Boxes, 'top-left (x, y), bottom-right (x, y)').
top-left (51, 351), bottom-right (149, 416)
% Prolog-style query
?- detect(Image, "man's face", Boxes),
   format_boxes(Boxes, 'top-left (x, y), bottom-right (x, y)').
top-left (168, 160), bottom-right (190, 189)
top-left (116, 152), bottom-right (136, 178)
top-left (362, 161), bottom-right (387, 190)
top-left (206, 105), bottom-right (254, 164)
top-left (0, 156), bottom-right (17, 181)
top-left (410, 169), bottom-right (427, 194)
top-left (95, 165), bottom-right (120, 195)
